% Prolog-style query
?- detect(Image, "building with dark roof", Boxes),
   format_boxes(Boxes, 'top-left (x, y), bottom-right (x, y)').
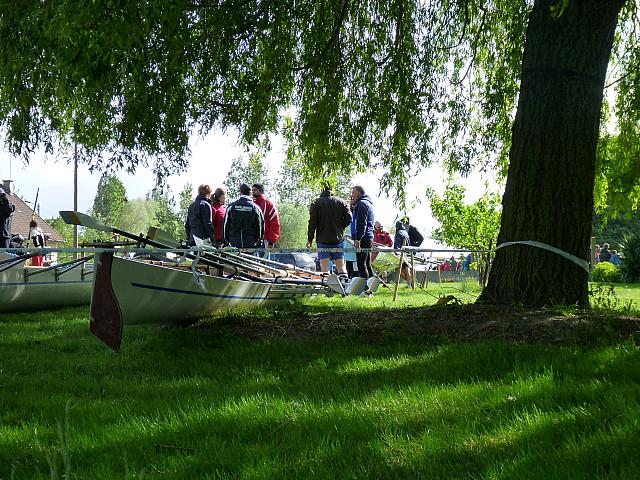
top-left (2, 180), bottom-right (66, 244)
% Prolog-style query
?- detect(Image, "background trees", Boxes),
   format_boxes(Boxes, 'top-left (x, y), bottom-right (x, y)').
top-left (427, 183), bottom-right (501, 285)
top-left (223, 152), bottom-right (271, 197)
top-left (90, 174), bottom-right (127, 227)
top-left (150, 187), bottom-right (184, 241)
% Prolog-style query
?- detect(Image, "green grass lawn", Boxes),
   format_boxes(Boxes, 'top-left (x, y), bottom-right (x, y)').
top-left (1, 283), bottom-right (639, 479)
top-left (598, 283), bottom-right (640, 310)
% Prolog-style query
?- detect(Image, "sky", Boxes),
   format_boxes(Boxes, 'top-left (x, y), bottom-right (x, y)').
top-left (0, 130), bottom-right (496, 248)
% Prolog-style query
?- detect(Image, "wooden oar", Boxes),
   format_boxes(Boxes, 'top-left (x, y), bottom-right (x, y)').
top-left (147, 227), bottom-right (344, 294)
top-left (59, 211), bottom-right (232, 272)
top-left (60, 211), bottom-right (169, 250)
top-left (147, 225), bottom-right (322, 279)
top-left (236, 252), bottom-right (321, 278)
top-left (148, 227), bottom-right (299, 279)
top-left (211, 250), bottom-right (289, 277)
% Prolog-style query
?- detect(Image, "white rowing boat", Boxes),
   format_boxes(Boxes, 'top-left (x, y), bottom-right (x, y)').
top-left (0, 252), bottom-right (93, 313)
top-left (89, 251), bottom-right (344, 351)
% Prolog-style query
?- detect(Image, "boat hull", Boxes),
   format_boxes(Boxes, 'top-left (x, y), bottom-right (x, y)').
top-left (0, 258), bottom-right (93, 313)
top-left (104, 253), bottom-right (279, 326)
top-left (90, 252), bottom-right (338, 351)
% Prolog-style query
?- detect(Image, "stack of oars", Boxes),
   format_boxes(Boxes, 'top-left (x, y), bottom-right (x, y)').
top-left (59, 211), bottom-right (345, 295)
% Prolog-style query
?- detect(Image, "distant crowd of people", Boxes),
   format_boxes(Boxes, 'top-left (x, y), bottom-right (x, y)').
top-left (186, 181), bottom-right (425, 291)
top-left (594, 243), bottom-right (622, 266)
top-left (436, 254), bottom-right (474, 272)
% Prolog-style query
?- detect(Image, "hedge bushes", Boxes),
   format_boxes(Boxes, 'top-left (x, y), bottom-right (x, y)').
top-left (620, 233), bottom-right (640, 283)
top-left (591, 262), bottom-right (621, 283)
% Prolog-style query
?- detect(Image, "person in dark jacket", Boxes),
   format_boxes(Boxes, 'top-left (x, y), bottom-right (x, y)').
top-left (0, 187), bottom-right (16, 249)
top-left (394, 220), bottom-right (413, 288)
top-left (350, 185), bottom-right (375, 280)
top-left (224, 183), bottom-right (264, 250)
top-left (185, 184), bottom-right (215, 246)
top-left (402, 216), bottom-right (424, 247)
top-left (306, 183), bottom-right (352, 273)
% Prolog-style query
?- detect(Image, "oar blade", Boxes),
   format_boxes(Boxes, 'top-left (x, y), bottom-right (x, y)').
top-left (59, 211), bottom-right (113, 233)
top-left (147, 226), bottom-right (182, 248)
top-left (324, 274), bottom-right (346, 296)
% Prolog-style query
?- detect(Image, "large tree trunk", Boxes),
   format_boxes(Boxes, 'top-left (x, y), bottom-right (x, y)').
top-left (479, 0), bottom-right (625, 307)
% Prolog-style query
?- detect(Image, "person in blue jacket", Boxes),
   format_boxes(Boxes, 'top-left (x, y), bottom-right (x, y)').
top-left (350, 185), bottom-right (375, 280)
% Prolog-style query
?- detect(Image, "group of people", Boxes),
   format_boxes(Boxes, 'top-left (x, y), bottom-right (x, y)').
top-left (185, 183), bottom-right (281, 251)
top-left (438, 254), bottom-right (473, 272)
top-left (307, 183), bottom-right (381, 282)
top-left (189, 180), bottom-right (424, 293)
top-left (305, 183), bottom-right (423, 291)
top-left (595, 243), bottom-right (621, 266)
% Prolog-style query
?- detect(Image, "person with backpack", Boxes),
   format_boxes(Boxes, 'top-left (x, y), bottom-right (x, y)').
top-left (0, 187), bottom-right (15, 249)
top-left (402, 216), bottom-right (424, 247)
top-left (393, 220), bottom-right (413, 288)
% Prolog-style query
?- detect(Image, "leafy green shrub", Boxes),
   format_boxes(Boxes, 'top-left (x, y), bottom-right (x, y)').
top-left (620, 233), bottom-right (640, 283)
top-left (591, 262), bottom-right (621, 283)
top-left (588, 283), bottom-right (633, 314)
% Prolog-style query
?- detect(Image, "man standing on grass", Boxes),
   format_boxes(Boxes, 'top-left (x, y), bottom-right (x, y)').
top-left (394, 220), bottom-right (413, 288)
top-left (306, 182), bottom-right (352, 274)
top-left (350, 185), bottom-right (375, 281)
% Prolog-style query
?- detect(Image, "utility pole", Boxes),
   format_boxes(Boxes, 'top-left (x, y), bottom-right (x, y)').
top-left (73, 141), bottom-right (78, 260)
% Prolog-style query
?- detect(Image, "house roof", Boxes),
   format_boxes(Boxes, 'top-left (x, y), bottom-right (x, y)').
top-left (6, 191), bottom-right (66, 244)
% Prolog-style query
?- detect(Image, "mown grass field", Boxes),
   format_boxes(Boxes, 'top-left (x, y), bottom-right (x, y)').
top-left (1, 282), bottom-right (639, 479)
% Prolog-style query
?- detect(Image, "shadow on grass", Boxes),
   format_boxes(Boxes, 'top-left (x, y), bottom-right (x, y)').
top-left (1, 306), bottom-right (640, 478)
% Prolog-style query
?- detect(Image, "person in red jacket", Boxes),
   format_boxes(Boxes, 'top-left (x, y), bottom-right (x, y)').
top-left (211, 187), bottom-right (227, 247)
top-left (252, 183), bottom-right (280, 248)
top-left (372, 221), bottom-right (393, 262)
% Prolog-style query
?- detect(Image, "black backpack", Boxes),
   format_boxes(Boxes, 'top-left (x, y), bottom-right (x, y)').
top-left (407, 225), bottom-right (424, 247)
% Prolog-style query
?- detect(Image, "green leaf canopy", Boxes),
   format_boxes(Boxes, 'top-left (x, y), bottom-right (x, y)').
top-left (0, 0), bottom-right (533, 187)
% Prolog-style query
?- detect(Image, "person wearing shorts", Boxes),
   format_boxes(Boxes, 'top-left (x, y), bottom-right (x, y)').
top-left (316, 241), bottom-right (345, 273)
top-left (307, 183), bottom-right (353, 274)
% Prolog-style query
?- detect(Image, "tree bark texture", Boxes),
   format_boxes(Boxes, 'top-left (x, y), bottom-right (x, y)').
top-left (480, 0), bottom-right (625, 307)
